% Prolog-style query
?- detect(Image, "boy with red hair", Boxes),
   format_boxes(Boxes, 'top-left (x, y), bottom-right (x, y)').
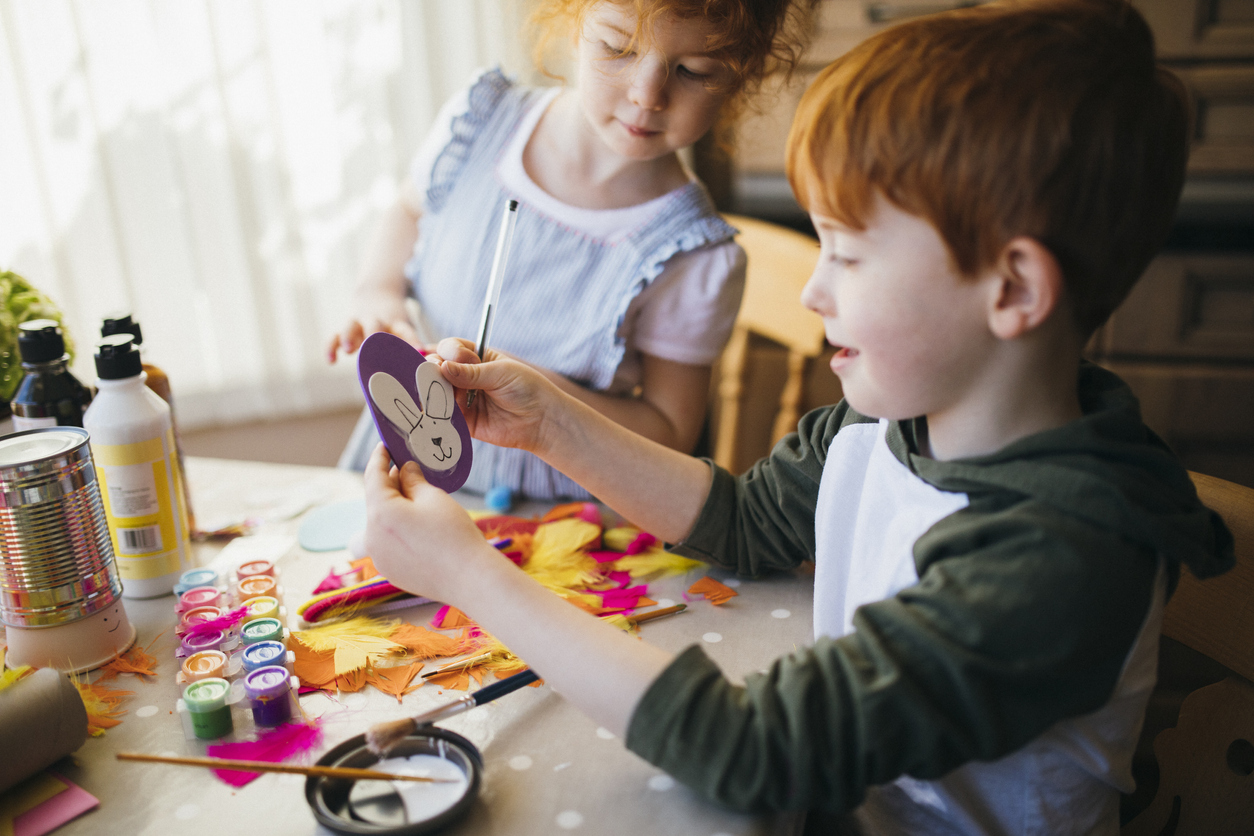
top-left (363, 1), bottom-right (1234, 831)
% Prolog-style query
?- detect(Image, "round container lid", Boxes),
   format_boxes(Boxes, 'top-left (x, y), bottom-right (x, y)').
top-left (0, 428), bottom-right (87, 466)
top-left (244, 665), bottom-right (290, 700)
top-left (183, 650), bottom-right (228, 680)
top-left (240, 617), bottom-right (283, 645)
top-left (241, 641), bottom-right (287, 672)
top-left (183, 677), bottom-right (231, 711)
top-left (180, 605), bottom-right (223, 628)
top-left (181, 629), bottom-right (225, 653)
top-left (174, 568), bottom-right (218, 596)
top-left (237, 575), bottom-right (276, 600)
top-left (17, 319), bottom-right (66, 363)
top-left (243, 596), bottom-right (279, 622)
top-left (94, 333), bottom-right (142, 380)
top-left (179, 586), bottom-right (222, 610)
top-left (237, 559), bottom-right (275, 579)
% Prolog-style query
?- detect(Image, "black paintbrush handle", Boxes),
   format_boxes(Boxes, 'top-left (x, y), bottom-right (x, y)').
top-left (470, 669), bottom-right (539, 706)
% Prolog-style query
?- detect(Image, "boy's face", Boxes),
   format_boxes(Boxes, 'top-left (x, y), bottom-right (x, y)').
top-left (801, 193), bottom-right (997, 423)
top-left (575, 3), bottom-right (729, 162)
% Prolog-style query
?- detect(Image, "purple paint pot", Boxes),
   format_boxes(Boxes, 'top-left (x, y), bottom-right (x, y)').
top-left (179, 628), bottom-right (227, 658)
top-left (244, 665), bottom-right (292, 727)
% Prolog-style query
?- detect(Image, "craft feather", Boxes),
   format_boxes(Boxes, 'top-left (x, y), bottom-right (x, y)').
top-left (182, 606), bottom-right (249, 639)
top-left (520, 518), bottom-right (602, 591)
top-left (294, 615), bottom-right (408, 676)
top-left (72, 677), bottom-right (132, 736)
top-left (205, 719), bottom-right (324, 786)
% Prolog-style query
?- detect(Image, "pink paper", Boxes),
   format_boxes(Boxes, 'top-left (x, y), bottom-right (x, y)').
top-left (14, 774), bottom-right (98, 836)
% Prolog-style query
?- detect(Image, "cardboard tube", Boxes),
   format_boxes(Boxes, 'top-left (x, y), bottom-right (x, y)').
top-left (0, 667), bottom-right (89, 792)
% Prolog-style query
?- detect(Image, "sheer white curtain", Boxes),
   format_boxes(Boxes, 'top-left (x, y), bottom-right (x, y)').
top-left (0, 0), bottom-right (534, 429)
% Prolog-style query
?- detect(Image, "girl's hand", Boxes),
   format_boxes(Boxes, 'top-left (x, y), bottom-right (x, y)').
top-left (434, 337), bottom-right (564, 455)
top-left (327, 292), bottom-right (420, 363)
top-left (362, 443), bottom-right (498, 602)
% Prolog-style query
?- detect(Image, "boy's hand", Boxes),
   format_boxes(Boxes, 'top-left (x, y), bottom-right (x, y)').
top-left (362, 443), bottom-right (498, 602)
top-left (433, 337), bottom-right (562, 456)
top-left (327, 292), bottom-right (420, 363)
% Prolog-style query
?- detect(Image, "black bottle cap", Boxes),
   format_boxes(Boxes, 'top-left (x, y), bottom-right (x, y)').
top-left (94, 334), bottom-right (143, 380)
top-left (17, 319), bottom-right (67, 364)
top-left (101, 313), bottom-right (143, 345)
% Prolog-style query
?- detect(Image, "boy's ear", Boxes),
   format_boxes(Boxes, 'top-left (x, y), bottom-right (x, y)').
top-left (986, 237), bottom-right (1066, 340)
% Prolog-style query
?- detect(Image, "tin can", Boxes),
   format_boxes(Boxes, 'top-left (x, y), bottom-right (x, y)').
top-left (0, 428), bottom-right (135, 671)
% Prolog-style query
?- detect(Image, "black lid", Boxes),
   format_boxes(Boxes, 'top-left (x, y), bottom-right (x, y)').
top-left (100, 312), bottom-right (143, 345)
top-left (94, 334), bottom-right (143, 380)
top-left (17, 319), bottom-right (67, 364)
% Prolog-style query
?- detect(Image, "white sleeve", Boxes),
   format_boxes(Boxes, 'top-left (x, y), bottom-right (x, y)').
top-left (627, 239), bottom-right (747, 366)
top-left (406, 68), bottom-right (492, 209)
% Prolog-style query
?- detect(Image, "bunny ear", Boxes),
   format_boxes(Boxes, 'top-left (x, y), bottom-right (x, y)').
top-left (368, 372), bottom-right (424, 432)
top-left (416, 362), bottom-right (454, 420)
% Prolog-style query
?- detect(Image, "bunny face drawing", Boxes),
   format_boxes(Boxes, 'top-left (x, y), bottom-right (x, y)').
top-left (368, 363), bottom-right (463, 471)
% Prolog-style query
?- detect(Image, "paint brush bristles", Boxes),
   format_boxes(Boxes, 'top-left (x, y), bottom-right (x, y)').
top-left (115, 752), bottom-right (459, 783)
top-left (367, 669), bottom-right (540, 756)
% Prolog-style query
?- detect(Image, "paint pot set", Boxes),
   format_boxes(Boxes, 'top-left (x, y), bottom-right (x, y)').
top-left (0, 428), bottom-right (136, 672)
top-left (176, 665), bottom-right (301, 741)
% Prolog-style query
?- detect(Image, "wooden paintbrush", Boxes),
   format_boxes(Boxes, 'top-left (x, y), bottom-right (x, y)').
top-left (366, 668), bottom-right (540, 756)
top-left (626, 603), bottom-right (686, 625)
top-left (116, 752), bottom-right (459, 782)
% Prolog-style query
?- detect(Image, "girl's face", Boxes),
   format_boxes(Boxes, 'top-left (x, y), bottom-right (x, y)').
top-left (575, 3), bottom-right (729, 162)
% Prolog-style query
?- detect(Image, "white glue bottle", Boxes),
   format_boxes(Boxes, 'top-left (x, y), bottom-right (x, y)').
top-left (83, 333), bottom-right (192, 598)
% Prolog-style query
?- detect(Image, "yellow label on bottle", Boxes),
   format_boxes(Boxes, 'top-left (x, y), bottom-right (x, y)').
top-left (93, 431), bottom-right (190, 581)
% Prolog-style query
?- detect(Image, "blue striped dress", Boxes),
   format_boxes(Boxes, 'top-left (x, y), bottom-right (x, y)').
top-left (341, 69), bottom-right (740, 500)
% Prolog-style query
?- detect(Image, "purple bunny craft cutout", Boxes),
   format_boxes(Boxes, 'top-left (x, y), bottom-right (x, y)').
top-left (357, 331), bottom-right (472, 492)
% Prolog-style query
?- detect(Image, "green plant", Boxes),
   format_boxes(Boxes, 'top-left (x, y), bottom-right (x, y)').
top-left (0, 271), bottom-right (75, 403)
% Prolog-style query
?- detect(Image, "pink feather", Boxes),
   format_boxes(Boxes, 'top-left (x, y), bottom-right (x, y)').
top-left (205, 720), bottom-right (324, 786)
top-left (182, 606), bottom-right (249, 640)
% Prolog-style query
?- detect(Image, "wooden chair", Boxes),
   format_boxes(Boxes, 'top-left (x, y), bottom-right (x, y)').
top-left (1123, 471), bottom-right (1254, 835)
top-left (713, 214), bottom-right (824, 472)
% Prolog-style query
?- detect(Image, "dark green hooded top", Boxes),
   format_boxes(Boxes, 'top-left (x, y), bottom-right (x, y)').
top-left (625, 364), bottom-right (1232, 825)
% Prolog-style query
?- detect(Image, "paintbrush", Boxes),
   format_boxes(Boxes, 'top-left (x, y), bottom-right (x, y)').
top-left (626, 603), bottom-right (686, 625)
top-left (115, 752), bottom-right (460, 783)
top-left (366, 668), bottom-right (540, 756)
top-left (466, 198), bottom-right (519, 407)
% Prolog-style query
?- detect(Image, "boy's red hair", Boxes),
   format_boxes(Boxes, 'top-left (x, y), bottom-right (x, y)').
top-left (787, 0), bottom-right (1191, 333)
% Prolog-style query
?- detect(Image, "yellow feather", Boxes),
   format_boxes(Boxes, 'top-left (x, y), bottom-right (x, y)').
top-left (602, 526), bottom-right (642, 552)
top-left (293, 615), bottom-right (408, 676)
top-left (603, 548), bottom-right (704, 580)
top-left (521, 518), bottom-right (602, 591)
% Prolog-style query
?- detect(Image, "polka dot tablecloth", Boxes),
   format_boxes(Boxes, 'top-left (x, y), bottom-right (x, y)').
top-left (49, 458), bottom-right (815, 836)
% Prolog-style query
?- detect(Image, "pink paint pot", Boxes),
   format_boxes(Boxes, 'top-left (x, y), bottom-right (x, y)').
top-left (180, 649), bottom-right (229, 684)
top-left (236, 559), bottom-right (275, 580)
top-left (177, 585), bottom-right (222, 613)
top-left (236, 574), bottom-right (277, 602)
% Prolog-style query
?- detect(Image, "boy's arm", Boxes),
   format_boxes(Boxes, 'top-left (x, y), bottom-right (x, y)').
top-left (534, 353), bottom-right (712, 455)
top-left (627, 502), bottom-right (1164, 814)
